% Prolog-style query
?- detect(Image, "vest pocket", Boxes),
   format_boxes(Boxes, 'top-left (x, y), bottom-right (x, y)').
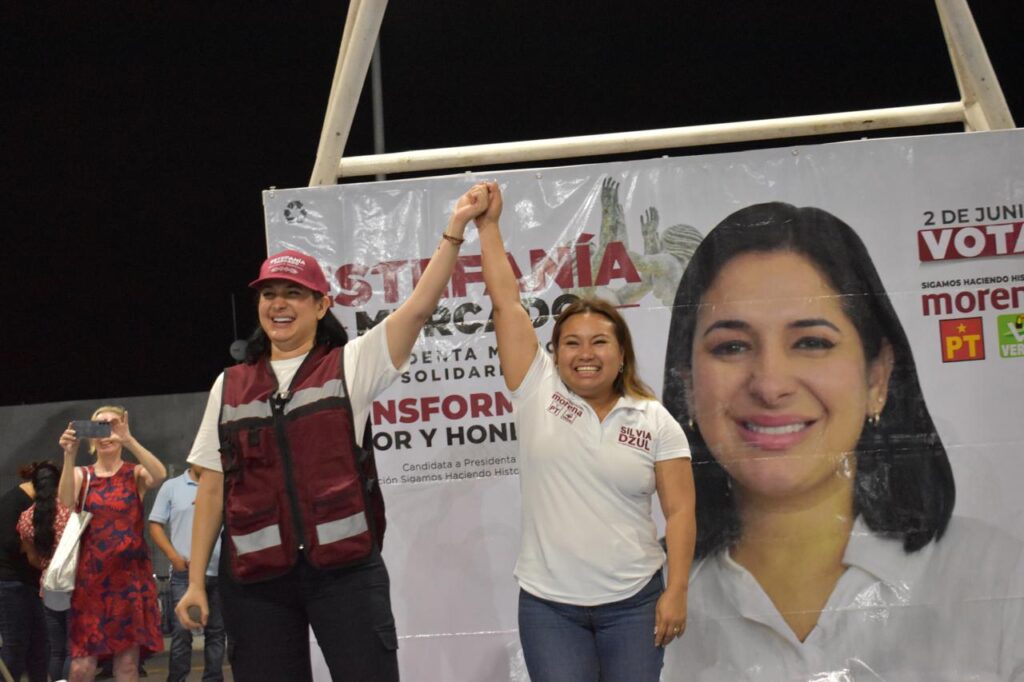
top-left (237, 427), bottom-right (278, 466)
top-left (226, 503), bottom-right (293, 582)
top-left (315, 511), bottom-right (369, 546)
top-left (307, 480), bottom-right (373, 568)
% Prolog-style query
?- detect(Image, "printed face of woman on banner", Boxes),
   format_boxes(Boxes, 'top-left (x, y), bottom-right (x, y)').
top-left (663, 202), bottom-right (954, 560)
top-left (689, 249), bottom-right (892, 505)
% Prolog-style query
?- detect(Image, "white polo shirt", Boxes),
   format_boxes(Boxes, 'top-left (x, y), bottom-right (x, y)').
top-left (512, 348), bottom-right (690, 606)
top-left (188, 320), bottom-right (405, 472)
top-left (663, 516), bottom-right (1024, 681)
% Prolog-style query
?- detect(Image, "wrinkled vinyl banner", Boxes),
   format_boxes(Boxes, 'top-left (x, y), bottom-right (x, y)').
top-left (263, 129), bottom-right (1024, 681)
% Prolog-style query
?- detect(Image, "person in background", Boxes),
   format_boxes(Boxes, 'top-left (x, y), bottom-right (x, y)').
top-left (58, 406), bottom-right (167, 682)
top-left (0, 461), bottom-right (51, 681)
top-left (176, 183), bottom-right (491, 681)
top-left (17, 460), bottom-right (72, 682)
top-left (149, 464), bottom-right (225, 682)
top-left (476, 181), bottom-right (697, 682)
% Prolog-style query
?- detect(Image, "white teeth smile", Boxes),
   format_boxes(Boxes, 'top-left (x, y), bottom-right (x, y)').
top-left (575, 366), bottom-right (600, 373)
top-left (272, 317), bottom-right (294, 323)
top-left (744, 422), bottom-right (807, 435)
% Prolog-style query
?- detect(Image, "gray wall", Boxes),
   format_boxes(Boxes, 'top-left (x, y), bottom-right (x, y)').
top-left (0, 391), bottom-right (210, 575)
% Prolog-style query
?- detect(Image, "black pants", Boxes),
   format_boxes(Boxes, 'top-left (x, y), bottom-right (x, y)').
top-left (0, 580), bottom-right (47, 682)
top-left (220, 552), bottom-right (399, 681)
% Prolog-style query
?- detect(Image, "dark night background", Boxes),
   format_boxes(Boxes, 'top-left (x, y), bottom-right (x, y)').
top-left (4, 1), bottom-right (1022, 406)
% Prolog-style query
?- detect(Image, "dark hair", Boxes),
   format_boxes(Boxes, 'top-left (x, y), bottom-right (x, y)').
top-left (20, 461), bottom-right (60, 559)
top-left (663, 202), bottom-right (954, 558)
top-left (244, 291), bottom-right (348, 363)
top-left (551, 297), bottom-right (655, 400)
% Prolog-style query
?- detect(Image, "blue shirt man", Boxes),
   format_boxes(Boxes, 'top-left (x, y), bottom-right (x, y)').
top-left (149, 465), bottom-right (226, 682)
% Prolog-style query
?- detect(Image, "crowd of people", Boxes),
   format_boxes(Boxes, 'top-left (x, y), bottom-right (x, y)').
top-left (2, 183), bottom-right (1020, 682)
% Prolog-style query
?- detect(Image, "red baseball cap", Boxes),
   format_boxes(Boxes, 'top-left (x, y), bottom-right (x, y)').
top-left (249, 249), bottom-right (331, 296)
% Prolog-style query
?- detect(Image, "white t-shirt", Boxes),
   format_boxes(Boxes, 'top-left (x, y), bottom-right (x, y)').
top-left (663, 516), bottom-right (1024, 681)
top-left (188, 320), bottom-right (406, 472)
top-left (512, 348), bottom-right (691, 606)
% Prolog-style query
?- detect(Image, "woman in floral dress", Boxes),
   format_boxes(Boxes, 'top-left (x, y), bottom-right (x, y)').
top-left (58, 405), bottom-right (167, 682)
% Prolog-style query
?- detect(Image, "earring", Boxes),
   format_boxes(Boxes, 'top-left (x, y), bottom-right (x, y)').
top-left (840, 453), bottom-right (854, 478)
top-left (867, 412), bottom-right (881, 427)
top-left (687, 417), bottom-right (695, 430)
top-left (618, 364), bottom-right (624, 374)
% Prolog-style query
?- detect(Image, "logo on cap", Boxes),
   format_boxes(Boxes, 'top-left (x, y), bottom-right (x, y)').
top-left (250, 249), bottom-right (330, 295)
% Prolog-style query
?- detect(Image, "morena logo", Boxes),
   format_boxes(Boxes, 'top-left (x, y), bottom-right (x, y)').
top-left (269, 255), bottom-right (305, 267)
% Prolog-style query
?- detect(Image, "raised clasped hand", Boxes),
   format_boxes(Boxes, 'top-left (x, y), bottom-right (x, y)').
top-left (473, 181), bottom-right (503, 230)
top-left (452, 182), bottom-right (491, 228)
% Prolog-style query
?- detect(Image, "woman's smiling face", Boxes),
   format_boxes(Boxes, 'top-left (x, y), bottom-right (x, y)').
top-left (555, 312), bottom-right (625, 402)
top-left (689, 250), bottom-right (891, 504)
top-left (258, 280), bottom-right (329, 359)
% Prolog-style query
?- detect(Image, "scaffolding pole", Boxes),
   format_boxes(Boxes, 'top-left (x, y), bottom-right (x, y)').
top-left (310, 0), bottom-right (1014, 183)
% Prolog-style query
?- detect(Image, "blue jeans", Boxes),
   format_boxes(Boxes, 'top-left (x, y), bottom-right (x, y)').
top-left (518, 573), bottom-right (664, 682)
top-left (0, 580), bottom-right (48, 682)
top-left (43, 604), bottom-right (70, 681)
top-left (169, 571), bottom-right (226, 682)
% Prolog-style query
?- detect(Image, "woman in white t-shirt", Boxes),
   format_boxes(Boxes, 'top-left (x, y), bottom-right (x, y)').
top-left (475, 181), bottom-right (696, 682)
top-left (174, 183), bottom-right (491, 682)
top-left (660, 202), bottom-right (1023, 680)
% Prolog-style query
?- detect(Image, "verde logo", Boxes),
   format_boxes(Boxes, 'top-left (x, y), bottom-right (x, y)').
top-left (997, 313), bottom-right (1024, 358)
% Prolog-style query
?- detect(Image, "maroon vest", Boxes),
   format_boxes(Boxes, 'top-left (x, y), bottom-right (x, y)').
top-left (218, 344), bottom-right (385, 583)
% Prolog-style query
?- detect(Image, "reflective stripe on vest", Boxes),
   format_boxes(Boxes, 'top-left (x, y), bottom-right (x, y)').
top-left (285, 379), bottom-right (346, 415)
top-left (316, 512), bottom-right (369, 546)
top-left (233, 523), bottom-right (283, 557)
top-left (221, 378), bottom-right (346, 424)
top-left (221, 399), bottom-right (272, 423)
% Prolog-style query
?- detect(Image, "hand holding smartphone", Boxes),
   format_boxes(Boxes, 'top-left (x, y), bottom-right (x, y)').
top-left (70, 420), bottom-right (112, 439)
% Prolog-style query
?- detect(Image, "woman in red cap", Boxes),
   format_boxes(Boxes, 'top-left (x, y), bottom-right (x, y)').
top-left (175, 183), bottom-right (490, 681)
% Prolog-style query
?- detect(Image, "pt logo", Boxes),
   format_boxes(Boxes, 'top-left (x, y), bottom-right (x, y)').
top-left (939, 317), bottom-right (985, 362)
top-left (997, 312), bottom-right (1024, 358)
top-left (546, 392), bottom-right (583, 424)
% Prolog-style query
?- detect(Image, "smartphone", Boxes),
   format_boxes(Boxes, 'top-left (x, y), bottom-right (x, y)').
top-left (71, 419), bottom-right (112, 438)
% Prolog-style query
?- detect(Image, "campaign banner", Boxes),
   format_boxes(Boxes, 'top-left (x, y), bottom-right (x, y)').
top-left (263, 128), bottom-right (1024, 681)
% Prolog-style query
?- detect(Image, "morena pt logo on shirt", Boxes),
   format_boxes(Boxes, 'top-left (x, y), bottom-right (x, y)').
top-left (546, 392), bottom-right (583, 424)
